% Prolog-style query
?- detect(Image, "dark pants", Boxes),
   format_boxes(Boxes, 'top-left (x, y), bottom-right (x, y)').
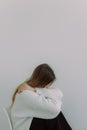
top-left (30, 112), bottom-right (72, 130)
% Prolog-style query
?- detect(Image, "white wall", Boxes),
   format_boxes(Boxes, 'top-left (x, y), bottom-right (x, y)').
top-left (0, 0), bottom-right (87, 130)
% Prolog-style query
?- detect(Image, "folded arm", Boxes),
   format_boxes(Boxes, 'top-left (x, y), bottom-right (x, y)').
top-left (14, 88), bottom-right (63, 119)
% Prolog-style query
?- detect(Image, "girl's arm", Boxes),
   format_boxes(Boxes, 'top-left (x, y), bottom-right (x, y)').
top-left (12, 88), bottom-right (63, 119)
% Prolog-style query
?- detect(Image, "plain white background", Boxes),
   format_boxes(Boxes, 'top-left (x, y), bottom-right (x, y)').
top-left (0, 0), bottom-right (87, 130)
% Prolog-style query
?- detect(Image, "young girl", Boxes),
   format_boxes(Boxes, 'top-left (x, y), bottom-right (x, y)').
top-left (10, 63), bottom-right (63, 130)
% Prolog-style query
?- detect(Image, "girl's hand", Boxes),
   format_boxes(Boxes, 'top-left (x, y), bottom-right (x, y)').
top-left (17, 83), bottom-right (36, 93)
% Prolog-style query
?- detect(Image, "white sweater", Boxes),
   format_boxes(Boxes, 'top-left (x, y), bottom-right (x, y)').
top-left (11, 87), bottom-right (63, 130)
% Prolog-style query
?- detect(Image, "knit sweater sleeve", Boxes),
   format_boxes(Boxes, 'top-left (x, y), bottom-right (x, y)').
top-left (13, 88), bottom-right (63, 119)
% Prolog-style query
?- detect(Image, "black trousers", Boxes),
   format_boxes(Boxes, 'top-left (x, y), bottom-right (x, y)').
top-left (30, 112), bottom-right (72, 130)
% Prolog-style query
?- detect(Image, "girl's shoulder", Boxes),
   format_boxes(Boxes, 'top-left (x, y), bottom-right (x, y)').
top-left (17, 83), bottom-right (35, 93)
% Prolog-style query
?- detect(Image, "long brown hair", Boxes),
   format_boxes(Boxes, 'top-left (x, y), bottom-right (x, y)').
top-left (11, 63), bottom-right (56, 106)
